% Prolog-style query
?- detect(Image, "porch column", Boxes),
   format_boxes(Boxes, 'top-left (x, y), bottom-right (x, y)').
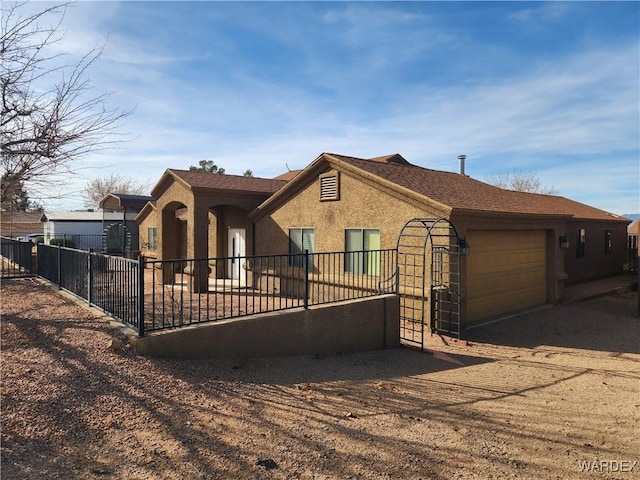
top-left (160, 206), bottom-right (179, 285)
top-left (188, 197), bottom-right (210, 293)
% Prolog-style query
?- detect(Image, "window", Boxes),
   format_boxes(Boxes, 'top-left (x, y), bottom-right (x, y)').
top-left (289, 228), bottom-right (314, 267)
top-left (147, 227), bottom-right (158, 251)
top-left (319, 173), bottom-right (339, 201)
top-left (345, 229), bottom-right (380, 275)
top-left (604, 229), bottom-right (612, 255)
top-left (576, 228), bottom-right (586, 258)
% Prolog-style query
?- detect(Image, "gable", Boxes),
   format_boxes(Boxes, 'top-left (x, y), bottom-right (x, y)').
top-left (250, 153), bottom-right (451, 222)
top-left (134, 201), bottom-right (157, 224)
top-left (252, 163), bottom-right (451, 252)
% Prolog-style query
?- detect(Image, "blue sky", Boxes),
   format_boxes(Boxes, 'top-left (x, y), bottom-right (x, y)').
top-left (22, 1), bottom-right (640, 215)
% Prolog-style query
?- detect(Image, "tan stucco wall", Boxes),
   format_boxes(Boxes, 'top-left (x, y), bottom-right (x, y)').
top-left (138, 209), bottom-right (158, 259)
top-left (255, 167), bottom-right (444, 255)
top-left (153, 178), bottom-right (271, 262)
top-left (254, 167), bottom-right (629, 323)
top-left (131, 294), bottom-right (400, 359)
top-left (564, 220), bottom-right (628, 284)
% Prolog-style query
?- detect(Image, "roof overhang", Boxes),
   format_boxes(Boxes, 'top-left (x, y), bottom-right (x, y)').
top-left (150, 170), bottom-right (192, 199)
top-left (134, 201), bottom-right (158, 224)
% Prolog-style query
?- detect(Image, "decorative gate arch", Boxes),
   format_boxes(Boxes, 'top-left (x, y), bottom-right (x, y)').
top-left (396, 218), bottom-right (463, 347)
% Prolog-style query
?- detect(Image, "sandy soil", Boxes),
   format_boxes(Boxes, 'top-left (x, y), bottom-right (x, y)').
top-left (1, 278), bottom-right (639, 480)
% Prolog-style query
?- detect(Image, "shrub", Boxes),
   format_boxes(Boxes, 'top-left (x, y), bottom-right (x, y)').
top-left (34, 236), bottom-right (44, 244)
top-left (50, 238), bottom-right (76, 248)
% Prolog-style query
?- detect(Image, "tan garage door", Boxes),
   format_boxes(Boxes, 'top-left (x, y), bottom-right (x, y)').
top-left (466, 230), bottom-right (547, 323)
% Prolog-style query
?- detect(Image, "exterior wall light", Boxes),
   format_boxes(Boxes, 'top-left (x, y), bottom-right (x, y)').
top-left (559, 235), bottom-right (569, 249)
top-left (459, 239), bottom-right (470, 255)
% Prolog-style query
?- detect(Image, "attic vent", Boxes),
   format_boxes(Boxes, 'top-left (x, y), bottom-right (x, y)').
top-left (319, 173), bottom-right (339, 201)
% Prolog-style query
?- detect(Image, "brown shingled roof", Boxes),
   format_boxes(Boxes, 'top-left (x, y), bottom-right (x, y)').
top-left (167, 169), bottom-right (287, 194)
top-left (327, 154), bottom-right (625, 221)
top-left (273, 170), bottom-right (302, 181)
top-left (368, 153), bottom-right (411, 165)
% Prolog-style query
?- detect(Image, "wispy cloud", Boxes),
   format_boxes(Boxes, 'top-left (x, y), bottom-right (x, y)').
top-left (14, 1), bottom-right (637, 214)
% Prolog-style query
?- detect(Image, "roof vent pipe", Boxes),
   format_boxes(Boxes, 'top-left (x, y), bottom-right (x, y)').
top-left (458, 154), bottom-right (466, 175)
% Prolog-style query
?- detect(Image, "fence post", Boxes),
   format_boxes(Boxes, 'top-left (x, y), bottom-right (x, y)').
top-left (57, 244), bottom-right (62, 290)
top-left (87, 250), bottom-right (93, 305)
top-left (137, 255), bottom-right (145, 337)
top-left (303, 249), bottom-right (309, 309)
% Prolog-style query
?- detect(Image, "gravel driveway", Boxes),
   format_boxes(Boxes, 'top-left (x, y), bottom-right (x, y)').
top-left (1, 278), bottom-right (639, 479)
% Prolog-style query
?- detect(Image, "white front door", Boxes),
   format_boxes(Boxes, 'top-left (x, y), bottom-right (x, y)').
top-left (227, 228), bottom-right (246, 282)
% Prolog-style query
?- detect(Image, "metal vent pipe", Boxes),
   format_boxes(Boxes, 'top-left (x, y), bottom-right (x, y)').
top-left (458, 154), bottom-right (466, 175)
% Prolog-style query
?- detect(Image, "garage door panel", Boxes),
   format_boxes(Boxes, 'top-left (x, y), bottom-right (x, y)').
top-left (466, 230), bottom-right (547, 323)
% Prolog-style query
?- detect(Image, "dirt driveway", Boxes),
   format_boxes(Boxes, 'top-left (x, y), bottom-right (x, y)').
top-left (1, 278), bottom-right (639, 479)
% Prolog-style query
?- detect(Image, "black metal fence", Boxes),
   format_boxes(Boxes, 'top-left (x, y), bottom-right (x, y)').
top-left (44, 234), bottom-right (105, 251)
top-left (35, 244), bottom-right (143, 332)
top-left (2, 239), bottom-right (397, 337)
top-left (143, 249), bottom-right (397, 333)
top-left (0, 236), bottom-right (35, 278)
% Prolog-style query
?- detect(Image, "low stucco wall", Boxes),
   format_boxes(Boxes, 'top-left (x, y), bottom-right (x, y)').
top-left (131, 294), bottom-right (400, 359)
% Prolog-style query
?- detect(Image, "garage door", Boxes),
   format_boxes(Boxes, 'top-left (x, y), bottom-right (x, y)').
top-left (466, 230), bottom-right (547, 323)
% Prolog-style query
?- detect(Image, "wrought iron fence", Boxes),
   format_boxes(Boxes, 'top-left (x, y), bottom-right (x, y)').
top-left (143, 249), bottom-right (397, 333)
top-left (0, 236), bottom-right (35, 278)
top-left (89, 253), bottom-right (140, 329)
top-left (44, 234), bottom-right (107, 251)
top-left (3, 242), bottom-right (397, 337)
top-left (35, 244), bottom-right (142, 333)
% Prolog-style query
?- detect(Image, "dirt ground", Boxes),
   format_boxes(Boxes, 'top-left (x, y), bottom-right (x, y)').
top-left (1, 278), bottom-right (639, 480)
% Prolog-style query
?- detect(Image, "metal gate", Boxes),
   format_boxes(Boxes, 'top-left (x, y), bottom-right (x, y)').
top-left (396, 218), bottom-right (463, 347)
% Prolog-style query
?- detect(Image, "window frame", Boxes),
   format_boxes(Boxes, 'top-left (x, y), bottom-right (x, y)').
top-left (147, 227), bottom-right (158, 251)
top-left (344, 228), bottom-right (381, 275)
top-left (289, 227), bottom-right (314, 267)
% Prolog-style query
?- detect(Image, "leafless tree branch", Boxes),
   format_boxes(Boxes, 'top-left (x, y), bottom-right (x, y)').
top-left (485, 169), bottom-right (559, 195)
top-left (1, 1), bottom-right (133, 207)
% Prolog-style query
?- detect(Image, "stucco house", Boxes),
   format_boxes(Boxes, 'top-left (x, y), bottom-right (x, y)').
top-left (98, 193), bottom-right (154, 253)
top-left (137, 153), bottom-right (629, 327)
top-left (250, 153), bottom-right (629, 326)
top-left (135, 169), bottom-right (288, 287)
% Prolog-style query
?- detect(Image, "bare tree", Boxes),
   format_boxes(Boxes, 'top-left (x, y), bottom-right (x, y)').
top-left (1, 2), bottom-right (131, 205)
top-left (81, 173), bottom-right (148, 208)
top-left (485, 170), bottom-right (559, 195)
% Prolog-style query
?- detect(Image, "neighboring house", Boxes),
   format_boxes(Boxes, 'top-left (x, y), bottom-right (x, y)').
top-left (250, 153), bottom-right (630, 325)
top-left (0, 211), bottom-right (44, 238)
top-left (42, 210), bottom-right (124, 250)
top-left (135, 169), bottom-right (288, 286)
top-left (99, 193), bottom-right (154, 253)
top-left (40, 194), bottom-right (153, 254)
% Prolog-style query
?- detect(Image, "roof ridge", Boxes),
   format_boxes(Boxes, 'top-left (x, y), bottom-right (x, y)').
top-left (169, 168), bottom-right (287, 182)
